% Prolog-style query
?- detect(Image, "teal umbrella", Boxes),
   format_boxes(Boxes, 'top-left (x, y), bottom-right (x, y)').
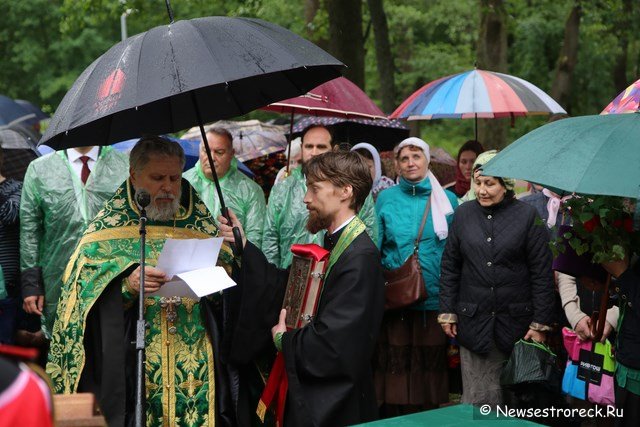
top-left (483, 112), bottom-right (640, 198)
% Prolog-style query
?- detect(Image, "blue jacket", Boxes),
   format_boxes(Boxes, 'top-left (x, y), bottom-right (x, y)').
top-left (376, 176), bottom-right (458, 310)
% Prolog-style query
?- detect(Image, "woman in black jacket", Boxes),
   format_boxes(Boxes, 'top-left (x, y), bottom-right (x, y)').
top-left (438, 152), bottom-right (555, 406)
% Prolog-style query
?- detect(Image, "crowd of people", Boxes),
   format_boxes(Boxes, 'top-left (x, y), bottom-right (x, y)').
top-left (0, 123), bottom-right (638, 427)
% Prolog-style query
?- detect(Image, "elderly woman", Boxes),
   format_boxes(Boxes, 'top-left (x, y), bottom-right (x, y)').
top-left (374, 137), bottom-right (458, 415)
top-left (438, 151), bottom-right (555, 406)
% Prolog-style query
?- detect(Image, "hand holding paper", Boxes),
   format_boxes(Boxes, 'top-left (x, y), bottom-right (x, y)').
top-left (149, 238), bottom-right (236, 298)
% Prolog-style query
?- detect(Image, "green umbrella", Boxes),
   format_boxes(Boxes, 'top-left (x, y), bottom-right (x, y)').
top-left (483, 112), bottom-right (640, 198)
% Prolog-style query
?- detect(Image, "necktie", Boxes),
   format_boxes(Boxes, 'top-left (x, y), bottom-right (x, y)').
top-left (79, 156), bottom-right (91, 185)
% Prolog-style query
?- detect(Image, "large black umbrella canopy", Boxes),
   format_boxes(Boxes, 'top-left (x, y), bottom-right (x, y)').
top-left (41, 16), bottom-right (343, 149)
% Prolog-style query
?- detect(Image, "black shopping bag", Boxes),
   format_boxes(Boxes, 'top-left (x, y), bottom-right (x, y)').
top-left (501, 339), bottom-right (561, 392)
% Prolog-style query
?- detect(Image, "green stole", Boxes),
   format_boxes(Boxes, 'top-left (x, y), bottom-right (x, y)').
top-left (323, 216), bottom-right (366, 283)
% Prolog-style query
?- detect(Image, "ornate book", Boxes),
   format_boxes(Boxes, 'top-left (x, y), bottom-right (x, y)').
top-left (281, 244), bottom-right (330, 329)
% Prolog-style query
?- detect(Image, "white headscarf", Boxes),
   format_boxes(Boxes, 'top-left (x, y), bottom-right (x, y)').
top-left (286, 137), bottom-right (302, 161)
top-left (350, 142), bottom-right (382, 188)
top-left (396, 137), bottom-right (454, 240)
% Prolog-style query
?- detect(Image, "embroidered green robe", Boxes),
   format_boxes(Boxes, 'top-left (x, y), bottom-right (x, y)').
top-left (46, 178), bottom-right (234, 427)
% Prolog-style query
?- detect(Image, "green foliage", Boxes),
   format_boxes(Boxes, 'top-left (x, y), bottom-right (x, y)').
top-left (1, 0), bottom-right (638, 157)
top-left (552, 196), bottom-right (640, 263)
top-left (507, 0), bottom-right (569, 91)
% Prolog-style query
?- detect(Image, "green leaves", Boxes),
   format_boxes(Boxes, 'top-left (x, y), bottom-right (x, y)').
top-left (551, 194), bottom-right (639, 264)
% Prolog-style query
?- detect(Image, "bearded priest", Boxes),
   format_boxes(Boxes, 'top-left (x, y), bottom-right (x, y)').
top-left (46, 136), bottom-right (240, 427)
top-left (220, 151), bottom-right (385, 426)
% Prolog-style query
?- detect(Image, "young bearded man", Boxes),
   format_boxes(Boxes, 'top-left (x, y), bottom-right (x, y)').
top-left (220, 151), bottom-right (385, 426)
top-left (261, 125), bottom-right (378, 269)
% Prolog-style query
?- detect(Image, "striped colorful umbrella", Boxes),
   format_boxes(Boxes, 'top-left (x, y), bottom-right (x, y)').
top-left (601, 78), bottom-right (640, 115)
top-left (390, 69), bottom-right (566, 139)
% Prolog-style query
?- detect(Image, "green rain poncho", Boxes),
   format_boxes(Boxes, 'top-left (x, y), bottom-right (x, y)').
top-left (261, 165), bottom-right (378, 269)
top-left (184, 158), bottom-right (267, 247)
top-left (20, 147), bottom-right (129, 338)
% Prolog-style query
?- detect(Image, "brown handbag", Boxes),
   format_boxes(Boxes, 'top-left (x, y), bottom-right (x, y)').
top-left (383, 198), bottom-right (431, 310)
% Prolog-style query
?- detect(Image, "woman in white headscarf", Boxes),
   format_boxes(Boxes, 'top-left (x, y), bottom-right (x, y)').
top-left (274, 137), bottom-right (302, 185)
top-left (373, 137), bottom-right (459, 415)
top-left (351, 142), bottom-right (395, 201)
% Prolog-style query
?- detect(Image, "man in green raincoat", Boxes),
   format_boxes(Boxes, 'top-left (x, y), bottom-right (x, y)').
top-left (20, 145), bottom-right (129, 339)
top-left (184, 127), bottom-right (266, 247)
top-left (46, 137), bottom-right (239, 426)
top-left (261, 125), bottom-right (378, 269)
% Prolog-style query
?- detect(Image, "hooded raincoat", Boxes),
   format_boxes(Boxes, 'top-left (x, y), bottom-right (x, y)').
top-left (20, 147), bottom-right (129, 337)
top-left (184, 158), bottom-right (266, 247)
top-left (261, 165), bottom-right (378, 269)
top-left (376, 176), bottom-right (458, 310)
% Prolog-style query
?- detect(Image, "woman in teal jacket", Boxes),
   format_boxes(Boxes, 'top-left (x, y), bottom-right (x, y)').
top-left (374, 137), bottom-right (458, 415)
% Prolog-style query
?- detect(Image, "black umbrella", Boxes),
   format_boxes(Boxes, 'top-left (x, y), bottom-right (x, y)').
top-left (292, 116), bottom-right (410, 151)
top-left (0, 129), bottom-right (39, 181)
top-left (41, 18), bottom-right (342, 149)
top-left (0, 95), bottom-right (35, 127)
top-left (14, 99), bottom-right (49, 122)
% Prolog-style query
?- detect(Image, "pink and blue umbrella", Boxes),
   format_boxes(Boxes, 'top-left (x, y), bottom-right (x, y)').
top-left (390, 69), bottom-right (566, 139)
top-left (601, 78), bottom-right (640, 115)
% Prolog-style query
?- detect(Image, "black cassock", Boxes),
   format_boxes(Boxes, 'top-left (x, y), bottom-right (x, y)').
top-left (226, 228), bottom-right (384, 427)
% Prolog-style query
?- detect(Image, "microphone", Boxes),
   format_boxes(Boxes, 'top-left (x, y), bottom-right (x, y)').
top-left (135, 190), bottom-right (151, 210)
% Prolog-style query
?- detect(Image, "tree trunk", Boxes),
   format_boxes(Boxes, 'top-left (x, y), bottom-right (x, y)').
top-left (612, 0), bottom-right (632, 93)
top-left (550, 1), bottom-right (582, 114)
top-left (304, 0), bottom-right (328, 50)
top-left (367, 0), bottom-right (396, 113)
top-left (326, 0), bottom-right (365, 89)
top-left (476, 0), bottom-right (508, 149)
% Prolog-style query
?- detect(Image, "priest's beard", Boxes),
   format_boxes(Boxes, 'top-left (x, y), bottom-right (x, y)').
top-left (306, 209), bottom-right (332, 234)
top-left (137, 189), bottom-right (181, 221)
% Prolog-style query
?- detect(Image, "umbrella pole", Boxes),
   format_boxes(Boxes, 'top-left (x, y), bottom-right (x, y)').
top-left (164, 0), bottom-right (175, 24)
top-left (475, 113), bottom-right (478, 142)
top-left (190, 92), bottom-right (243, 256)
top-left (286, 110), bottom-right (294, 175)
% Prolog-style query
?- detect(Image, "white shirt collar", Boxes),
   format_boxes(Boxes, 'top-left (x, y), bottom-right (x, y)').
top-left (331, 215), bottom-right (356, 235)
top-left (67, 146), bottom-right (99, 162)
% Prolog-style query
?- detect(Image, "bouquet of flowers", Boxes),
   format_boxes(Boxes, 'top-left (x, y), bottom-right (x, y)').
top-left (552, 195), bottom-right (639, 264)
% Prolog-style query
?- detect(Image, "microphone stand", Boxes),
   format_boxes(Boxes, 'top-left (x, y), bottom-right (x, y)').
top-left (135, 203), bottom-right (148, 427)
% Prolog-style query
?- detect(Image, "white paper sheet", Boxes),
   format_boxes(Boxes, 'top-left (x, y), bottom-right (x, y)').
top-left (177, 267), bottom-right (236, 297)
top-left (148, 238), bottom-right (235, 298)
top-left (156, 238), bottom-right (224, 277)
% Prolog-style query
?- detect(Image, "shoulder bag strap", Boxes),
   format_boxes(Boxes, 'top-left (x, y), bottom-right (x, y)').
top-left (413, 197), bottom-right (432, 254)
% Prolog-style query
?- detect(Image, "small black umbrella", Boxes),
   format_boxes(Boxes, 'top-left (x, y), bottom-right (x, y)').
top-left (292, 116), bottom-right (409, 151)
top-left (14, 99), bottom-right (49, 122)
top-left (0, 129), bottom-right (39, 181)
top-left (0, 95), bottom-right (35, 127)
